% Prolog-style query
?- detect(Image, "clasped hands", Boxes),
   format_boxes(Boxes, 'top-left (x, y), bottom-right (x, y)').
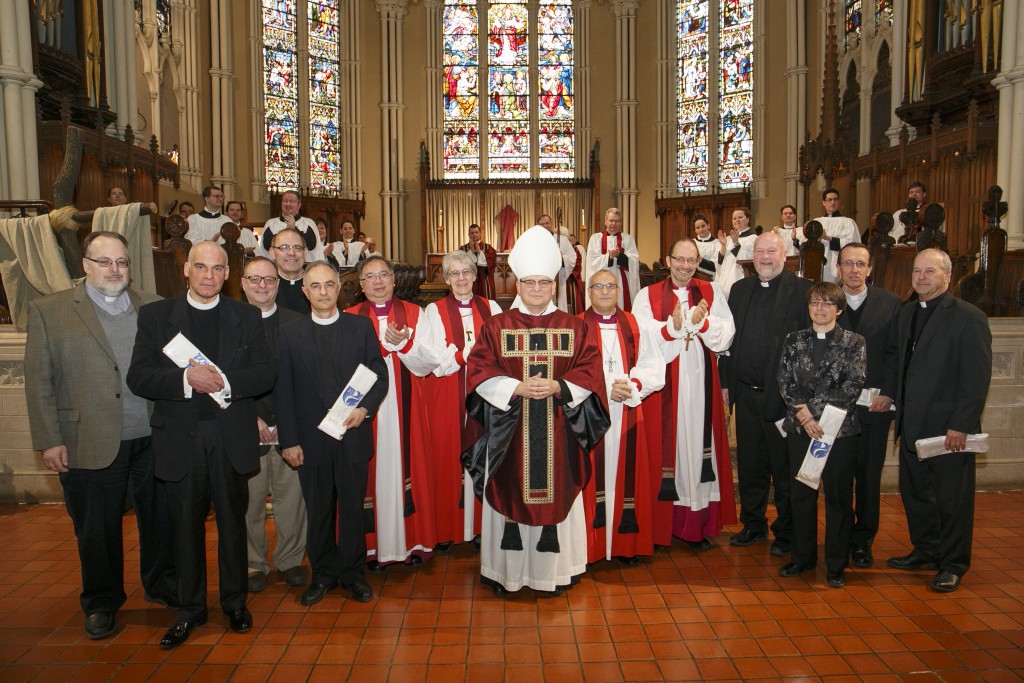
top-left (187, 361), bottom-right (224, 394)
top-left (794, 403), bottom-right (824, 440)
top-left (609, 378), bottom-right (633, 403)
top-left (515, 372), bottom-right (560, 401)
top-left (383, 322), bottom-right (411, 346)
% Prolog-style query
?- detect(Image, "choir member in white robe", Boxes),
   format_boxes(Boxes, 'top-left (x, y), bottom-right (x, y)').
top-left (324, 219), bottom-right (366, 267)
top-left (772, 204), bottom-right (802, 256)
top-left (633, 239), bottom-right (738, 548)
top-left (811, 189), bottom-right (862, 282)
top-left (258, 190), bottom-right (324, 262)
top-left (423, 251), bottom-right (502, 547)
top-left (585, 208), bottom-right (640, 311)
top-left (220, 201), bottom-right (258, 253)
top-left (536, 214), bottom-right (578, 312)
top-left (346, 256), bottom-right (443, 567)
top-left (185, 185), bottom-right (227, 243)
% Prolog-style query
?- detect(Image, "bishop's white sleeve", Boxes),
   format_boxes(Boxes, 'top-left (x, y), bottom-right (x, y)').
top-left (424, 303), bottom-right (461, 378)
top-left (623, 320), bottom-right (667, 407)
top-left (390, 310), bottom-right (444, 377)
top-left (477, 376), bottom-right (520, 411)
top-left (633, 287), bottom-right (684, 363)
top-left (699, 283), bottom-right (736, 354)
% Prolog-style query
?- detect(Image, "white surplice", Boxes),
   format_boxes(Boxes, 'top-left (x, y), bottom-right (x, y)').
top-left (585, 232), bottom-right (640, 309)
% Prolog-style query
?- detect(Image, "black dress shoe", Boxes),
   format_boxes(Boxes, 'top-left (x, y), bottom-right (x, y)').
top-left (887, 552), bottom-right (938, 571)
top-left (729, 528), bottom-right (767, 547)
top-left (159, 619), bottom-right (205, 650)
top-left (435, 542), bottom-right (453, 553)
top-left (84, 612), bottom-right (115, 640)
top-left (538, 585), bottom-right (565, 598)
top-left (365, 560), bottom-right (386, 574)
top-left (405, 555), bottom-right (423, 567)
top-left (227, 608), bottom-right (252, 634)
top-left (778, 562), bottom-right (816, 578)
top-left (686, 538), bottom-right (713, 551)
top-left (826, 571), bottom-right (846, 588)
top-left (770, 541), bottom-right (791, 557)
top-left (247, 572), bottom-right (268, 593)
top-left (281, 566), bottom-right (307, 587)
top-left (615, 555), bottom-right (641, 566)
top-left (481, 576), bottom-right (506, 596)
top-left (931, 571), bottom-right (962, 593)
top-left (300, 580), bottom-right (339, 606)
top-left (850, 546), bottom-right (873, 568)
top-left (346, 580), bottom-right (374, 602)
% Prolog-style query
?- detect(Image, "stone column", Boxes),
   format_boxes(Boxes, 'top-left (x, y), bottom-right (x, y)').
top-left (0, 0), bottom-right (42, 200)
top-left (423, 0), bottom-right (442, 181)
top-left (104, 0), bottom-right (137, 135)
top-left (376, 0), bottom-right (410, 260)
top-left (611, 0), bottom-right (639, 237)
top-left (174, 0), bottom-right (203, 191)
top-left (993, 0), bottom-right (1024, 247)
top-left (248, 0), bottom-right (265, 199)
top-left (886, 0), bottom-right (908, 144)
top-left (785, 0), bottom-right (808, 209)
top-left (209, 0), bottom-right (237, 198)
top-left (576, 0), bottom-right (593, 173)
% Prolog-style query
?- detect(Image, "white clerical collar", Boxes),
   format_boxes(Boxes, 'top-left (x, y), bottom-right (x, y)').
top-left (845, 287), bottom-right (868, 310)
top-left (260, 304), bottom-right (278, 319)
top-left (511, 297), bottom-right (556, 316)
top-left (187, 291), bottom-right (220, 309)
top-left (84, 282), bottom-right (131, 315)
top-left (312, 310), bottom-right (340, 325)
top-left (816, 332), bottom-right (827, 339)
top-left (281, 274), bottom-right (303, 284)
top-left (759, 280), bottom-right (770, 288)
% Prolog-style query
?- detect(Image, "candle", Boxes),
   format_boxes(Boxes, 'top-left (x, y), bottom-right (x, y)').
top-left (580, 208), bottom-right (585, 227)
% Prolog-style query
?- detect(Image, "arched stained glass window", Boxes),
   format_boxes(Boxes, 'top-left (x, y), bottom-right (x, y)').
top-left (845, 0), bottom-right (863, 48)
top-left (441, 0), bottom-right (575, 180)
top-left (261, 0), bottom-right (342, 191)
top-left (875, 0), bottom-right (893, 31)
top-left (675, 0), bottom-right (753, 192)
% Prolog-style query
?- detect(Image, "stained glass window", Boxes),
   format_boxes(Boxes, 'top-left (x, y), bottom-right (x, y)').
top-left (441, 0), bottom-right (575, 180)
top-left (675, 0), bottom-right (753, 192)
top-left (845, 0), bottom-right (863, 48)
top-left (156, 0), bottom-right (171, 39)
top-left (875, 0), bottom-right (893, 31)
top-left (261, 1), bottom-right (343, 191)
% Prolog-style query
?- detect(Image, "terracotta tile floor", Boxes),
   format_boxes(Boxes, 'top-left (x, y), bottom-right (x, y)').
top-left (1, 493), bottom-right (1023, 682)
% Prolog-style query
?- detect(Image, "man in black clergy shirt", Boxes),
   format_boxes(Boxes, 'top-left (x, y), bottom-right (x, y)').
top-left (835, 243), bottom-right (901, 569)
top-left (127, 241), bottom-right (275, 648)
top-left (270, 227), bottom-right (311, 313)
top-left (274, 262), bottom-right (388, 605)
top-left (719, 231), bottom-right (812, 556)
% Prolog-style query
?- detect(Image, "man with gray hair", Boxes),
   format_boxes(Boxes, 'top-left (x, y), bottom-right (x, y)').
top-left (586, 208), bottom-right (640, 311)
top-left (887, 248), bottom-right (991, 593)
top-left (26, 231), bottom-right (176, 640)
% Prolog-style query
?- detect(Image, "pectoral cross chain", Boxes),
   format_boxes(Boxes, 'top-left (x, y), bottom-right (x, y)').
top-left (684, 331), bottom-right (693, 351)
top-left (606, 356), bottom-right (616, 374)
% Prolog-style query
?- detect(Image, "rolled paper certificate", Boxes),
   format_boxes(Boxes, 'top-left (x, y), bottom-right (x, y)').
top-left (795, 404), bottom-right (848, 490)
top-left (856, 387), bottom-right (880, 407)
top-left (318, 363), bottom-right (379, 440)
top-left (162, 332), bottom-right (230, 408)
top-left (915, 433), bottom-right (989, 460)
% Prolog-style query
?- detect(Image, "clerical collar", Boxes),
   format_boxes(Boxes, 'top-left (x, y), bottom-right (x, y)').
top-left (919, 292), bottom-right (947, 308)
top-left (845, 287), bottom-right (868, 310)
top-left (669, 280), bottom-right (694, 291)
top-left (312, 310), bottom-right (340, 325)
top-left (186, 291), bottom-right (220, 309)
top-left (199, 210), bottom-right (221, 219)
top-left (280, 274), bottom-right (303, 285)
top-left (261, 304), bottom-right (278, 319)
top-left (696, 235), bottom-right (714, 242)
top-left (372, 299), bottom-right (393, 316)
top-left (84, 282), bottom-right (131, 315)
top-left (738, 229), bottom-right (754, 237)
top-left (454, 295), bottom-right (473, 308)
top-left (815, 327), bottom-right (837, 340)
top-left (595, 312), bottom-right (617, 324)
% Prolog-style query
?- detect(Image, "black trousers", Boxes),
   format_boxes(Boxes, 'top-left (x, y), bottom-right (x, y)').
top-left (734, 385), bottom-right (791, 543)
top-left (898, 440), bottom-right (975, 576)
top-left (787, 433), bottom-right (857, 572)
top-left (162, 422), bottom-right (249, 621)
top-left (60, 436), bottom-right (176, 615)
top-left (298, 453), bottom-right (369, 588)
top-left (850, 415), bottom-right (893, 549)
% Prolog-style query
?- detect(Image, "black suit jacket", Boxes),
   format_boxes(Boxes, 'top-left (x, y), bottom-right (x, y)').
top-left (254, 305), bottom-right (303, 427)
top-left (274, 312), bottom-right (388, 469)
top-left (720, 270), bottom-right (812, 420)
top-left (893, 294), bottom-right (991, 447)
top-left (126, 294), bottom-right (276, 481)
top-left (837, 286), bottom-right (901, 425)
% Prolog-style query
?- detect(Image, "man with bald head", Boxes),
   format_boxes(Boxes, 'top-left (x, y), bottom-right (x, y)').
top-left (127, 241), bottom-right (275, 648)
top-left (719, 231), bottom-right (812, 555)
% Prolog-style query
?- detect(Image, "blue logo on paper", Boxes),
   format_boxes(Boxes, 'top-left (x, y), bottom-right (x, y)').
top-left (809, 440), bottom-right (830, 458)
top-left (342, 387), bottom-right (364, 406)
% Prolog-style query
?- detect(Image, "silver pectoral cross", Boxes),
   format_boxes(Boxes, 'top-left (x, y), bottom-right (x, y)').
top-left (605, 355), bottom-right (616, 374)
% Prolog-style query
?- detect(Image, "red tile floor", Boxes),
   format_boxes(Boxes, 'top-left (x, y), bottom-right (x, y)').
top-left (1, 493), bottom-right (1022, 682)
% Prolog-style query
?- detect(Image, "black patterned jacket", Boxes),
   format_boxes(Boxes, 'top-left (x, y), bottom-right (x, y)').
top-left (777, 325), bottom-right (866, 438)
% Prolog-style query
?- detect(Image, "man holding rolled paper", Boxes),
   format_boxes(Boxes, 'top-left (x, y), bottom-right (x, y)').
top-left (888, 248), bottom-right (991, 593)
top-left (274, 262), bottom-right (389, 605)
top-left (777, 282), bottom-right (865, 588)
top-left (126, 241), bottom-right (275, 648)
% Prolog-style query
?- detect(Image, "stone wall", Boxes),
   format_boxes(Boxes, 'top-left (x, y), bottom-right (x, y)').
top-left (1, 318), bottom-right (1022, 504)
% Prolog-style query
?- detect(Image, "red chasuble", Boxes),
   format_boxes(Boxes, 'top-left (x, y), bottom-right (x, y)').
top-left (424, 295), bottom-right (495, 544)
top-left (579, 309), bottom-right (655, 563)
top-left (460, 242), bottom-right (498, 299)
top-left (347, 298), bottom-right (437, 558)
top-left (642, 279), bottom-right (736, 546)
top-left (464, 309), bottom-right (610, 528)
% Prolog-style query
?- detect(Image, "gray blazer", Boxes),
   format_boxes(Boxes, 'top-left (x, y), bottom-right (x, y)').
top-left (25, 281), bottom-right (160, 469)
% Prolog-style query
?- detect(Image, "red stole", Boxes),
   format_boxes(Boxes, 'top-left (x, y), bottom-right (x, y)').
top-left (600, 231), bottom-right (632, 308)
top-left (434, 295), bottom-right (494, 448)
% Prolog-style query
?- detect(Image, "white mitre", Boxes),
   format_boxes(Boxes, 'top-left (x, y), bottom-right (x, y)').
top-left (509, 225), bottom-right (561, 279)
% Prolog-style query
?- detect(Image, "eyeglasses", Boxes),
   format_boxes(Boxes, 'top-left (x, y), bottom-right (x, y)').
top-left (840, 260), bottom-right (869, 269)
top-left (274, 244), bottom-right (305, 252)
top-left (447, 269), bottom-right (475, 279)
top-left (589, 283), bottom-right (619, 292)
top-left (243, 275), bottom-right (279, 285)
top-left (808, 300), bottom-right (838, 308)
top-left (519, 279), bottom-right (554, 289)
top-left (85, 257), bottom-right (131, 269)
top-left (668, 255), bottom-right (699, 266)
top-left (361, 271), bottom-right (394, 282)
